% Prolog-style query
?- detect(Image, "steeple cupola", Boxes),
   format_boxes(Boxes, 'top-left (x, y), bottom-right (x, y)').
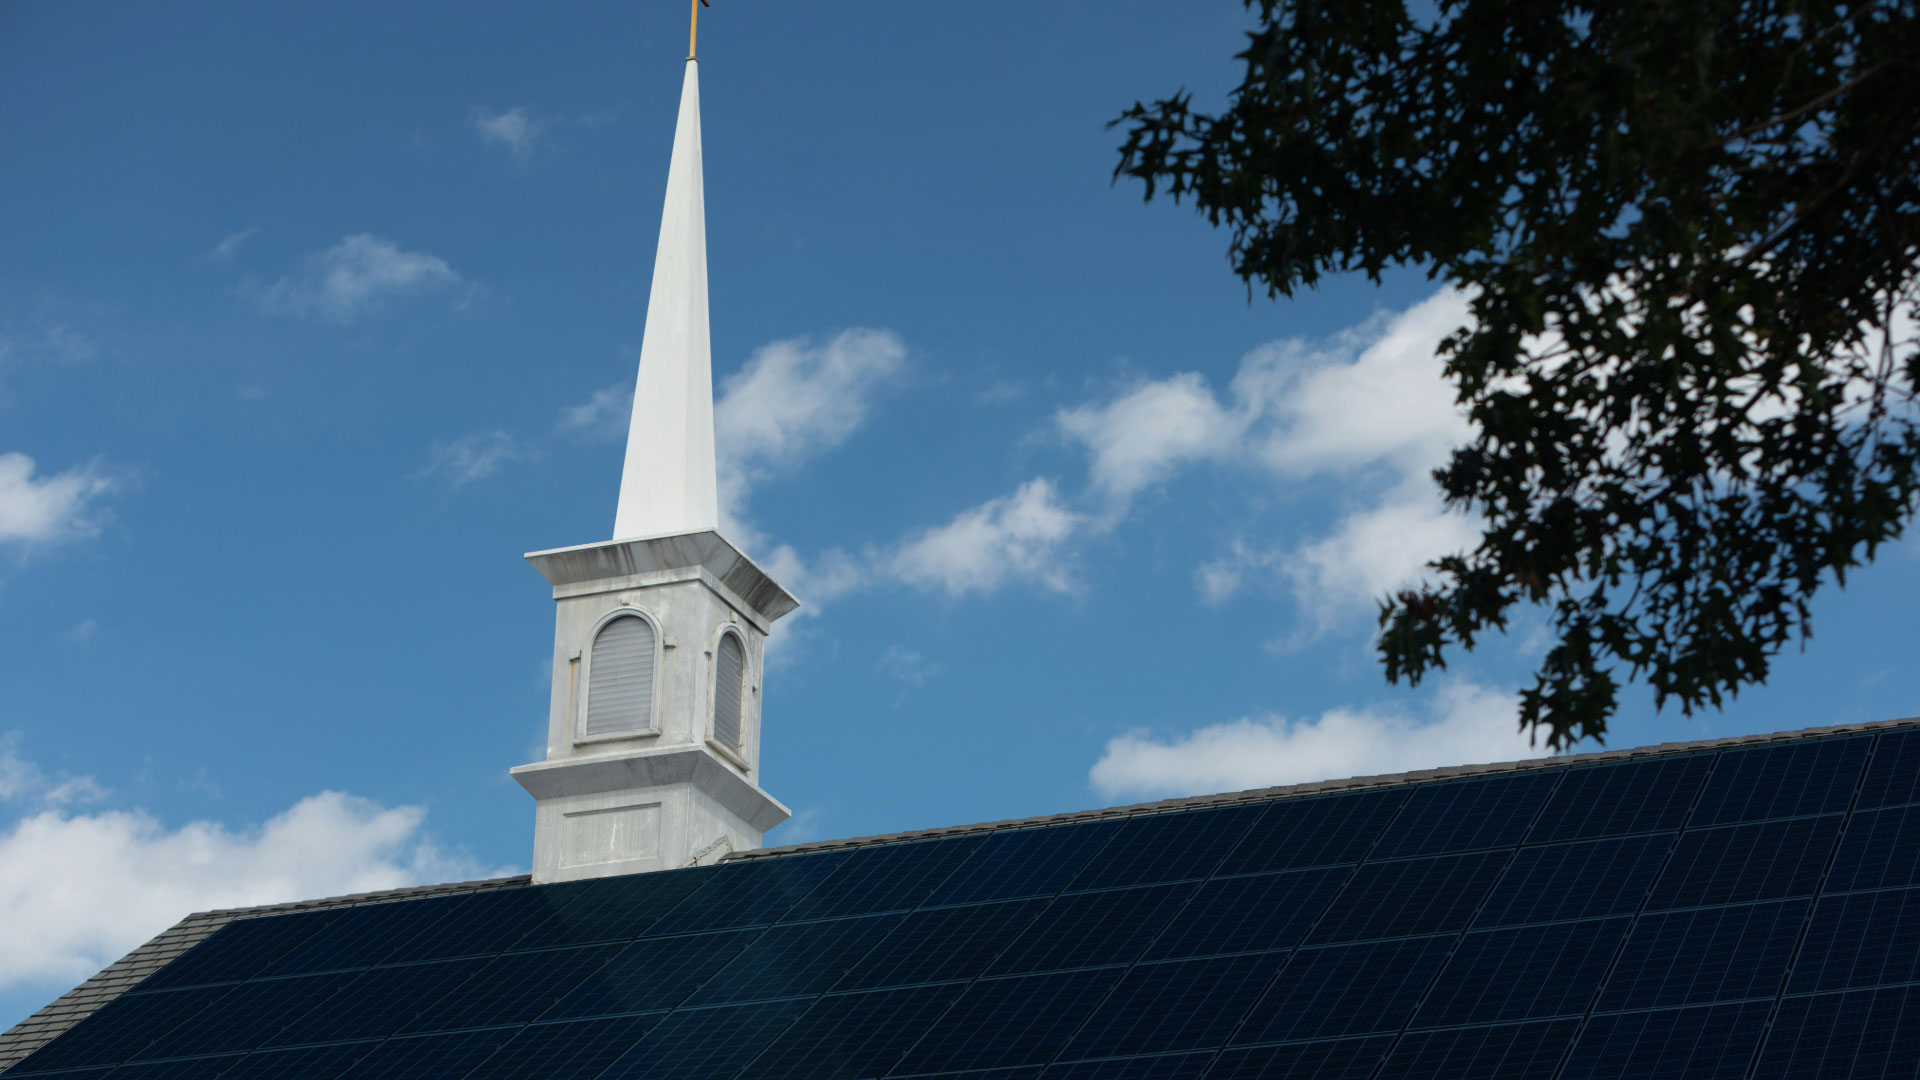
top-left (512, 34), bottom-right (795, 884)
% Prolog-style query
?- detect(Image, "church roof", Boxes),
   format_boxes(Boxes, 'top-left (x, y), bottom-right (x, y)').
top-left (7, 714), bottom-right (1920, 1080)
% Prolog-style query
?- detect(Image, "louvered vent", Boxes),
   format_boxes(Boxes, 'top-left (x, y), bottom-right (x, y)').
top-left (585, 615), bottom-right (656, 737)
top-left (714, 632), bottom-right (745, 750)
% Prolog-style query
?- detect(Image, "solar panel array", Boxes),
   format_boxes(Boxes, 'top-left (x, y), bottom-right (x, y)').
top-left (10, 727), bottom-right (1920, 1080)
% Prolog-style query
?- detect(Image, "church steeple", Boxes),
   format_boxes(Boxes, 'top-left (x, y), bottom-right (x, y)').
top-left (513, 29), bottom-right (795, 884)
top-left (614, 59), bottom-right (718, 541)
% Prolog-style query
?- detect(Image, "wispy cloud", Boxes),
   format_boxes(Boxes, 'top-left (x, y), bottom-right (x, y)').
top-left (206, 229), bottom-right (257, 263)
top-left (471, 106), bottom-right (540, 160)
top-left (715, 329), bottom-right (906, 543)
top-left (255, 235), bottom-right (463, 322)
top-left (555, 383), bottom-right (633, 443)
top-left (878, 645), bottom-right (941, 688)
top-left (0, 453), bottom-right (121, 550)
top-left (416, 431), bottom-right (523, 489)
top-left (1088, 681), bottom-right (1544, 800)
top-left (888, 478), bottom-right (1085, 597)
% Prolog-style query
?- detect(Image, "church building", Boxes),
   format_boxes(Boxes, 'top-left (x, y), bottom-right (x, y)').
top-left (6, 23), bottom-right (1919, 1080)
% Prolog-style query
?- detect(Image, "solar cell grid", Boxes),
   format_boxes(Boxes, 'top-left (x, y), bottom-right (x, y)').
top-left (1859, 729), bottom-right (1920, 809)
top-left (264, 958), bottom-right (485, 1046)
top-left (988, 884), bottom-right (1196, 976)
top-left (256, 897), bottom-right (470, 978)
top-left (461, 1014), bottom-right (664, 1080)
top-left (1208, 1037), bottom-right (1393, 1080)
top-left (833, 898), bottom-right (1048, 992)
top-left (1143, 867), bottom-right (1343, 961)
top-left (1369, 771), bottom-right (1560, 859)
top-left (686, 913), bottom-right (902, 1005)
top-left (135, 912), bottom-right (341, 993)
top-left (781, 837), bottom-right (986, 922)
top-left (331, 1029), bottom-right (514, 1080)
top-left (133, 973), bottom-right (354, 1059)
top-left (892, 967), bottom-right (1125, 1074)
top-left (597, 999), bottom-right (811, 1080)
top-left (1825, 803), bottom-right (1920, 893)
top-left (1598, 900), bottom-right (1808, 1011)
top-left (1475, 834), bottom-right (1671, 928)
top-left (380, 883), bottom-right (591, 963)
top-left (737, 983), bottom-right (962, 1080)
top-left (541, 929), bottom-right (759, 1019)
top-left (13, 986), bottom-right (234, 1072)
top-left (1233, 935), bottom-right (1454, 1044)
top-left (925, 821), bottom-right (1123, 907)
top-left (208, 1042), bottom-right (377, 1080)
top-left (1560, 1000), bottom-right (1771, 1080)
top-left (1689, 736), bottom-right (1871, 826)
top-left (1416, 917), bottom-right (1630, 1027)
top-left (1788, 887), bottom-right (1920, 994)
top-left (1063, 805), bottom-right (1266, 892)
top-left (1041, 1051), bottom-right (1214, 1080)
top-left (107, 1055), bottom-right (245, 1080)
top-left (401, 943), bottom-right (622, 1032)
top-left (1375, 1018), bottom-right (1579, 1080)
top-left (646, 851), bottom-right (853, 935)
top-left (1753, 985), bottom-right (1920, 1078)
top-left (892, 1070), bottom-right (1040, 1080)
top-left (507, 866), bottom-right (716, 951)
top-left (1215, 789), bottom-right (1407, 876)
top-left (1644, 815), bottom-right (1843, 909)
top-left (1305, 851), bottom-right (1507, 944)
top-left (1060, 953), bottom-right (1286, 1059)
top-left (1530, 755), bottom-right (1713, 842)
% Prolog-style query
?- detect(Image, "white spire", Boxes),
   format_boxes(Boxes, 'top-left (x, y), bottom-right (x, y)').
top-left (614, 61), bottom-right (719, 540)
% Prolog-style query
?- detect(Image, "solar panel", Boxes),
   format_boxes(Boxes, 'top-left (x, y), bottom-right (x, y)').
top-left (1305, 851), bottom-right (1507, 944)
top-left (1477, 835), bottom-right (1668, 929)
top-left (1059, 953), bottom-right (1286, 1058)
top-left (1788, 886), bottom-right (1920, 994)
top-left (1216, 788), bottom-right (1407, 874)
top-left (20, 724), bottom-right (1920, 1080)
top-left (925, 821), bottom-right (1122, 906)
top-left (1369, 771), bottom-right (1561, 859)
top-left (988, 884), bottom-right (1197, 975)
top-left (1754, 985), bottom-right (1920, 1078)
top-left (1415, 917), bottom-right (1630, 1026)
top-left (1597, 900), bottom-right (1809, 1010)
top-left (1689, 736), bottom-right (1871, 825)
top-left (1376, 1018), bottom-right (1579, 1079)
top-left (1560, 1000), bottom-right (1771, 1080)
top-left (739, 984), bottom-right (962, 1080)
top-left (683, 914), bottom-right (902, 1004)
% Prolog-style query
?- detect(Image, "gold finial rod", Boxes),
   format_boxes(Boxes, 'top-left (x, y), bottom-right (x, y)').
top-left (688, 0), bottom-right (711, 61)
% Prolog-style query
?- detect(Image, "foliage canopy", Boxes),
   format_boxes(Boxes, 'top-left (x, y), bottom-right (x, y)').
top-left (1116, 0), bottom-right (1920, 747)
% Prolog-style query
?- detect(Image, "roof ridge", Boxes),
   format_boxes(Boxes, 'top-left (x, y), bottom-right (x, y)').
top-left (724, 713), bottom-right (1920, 861)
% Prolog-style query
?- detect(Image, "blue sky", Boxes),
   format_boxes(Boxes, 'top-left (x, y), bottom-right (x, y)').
top-left (2, 0), bottom-right (1915, 1029)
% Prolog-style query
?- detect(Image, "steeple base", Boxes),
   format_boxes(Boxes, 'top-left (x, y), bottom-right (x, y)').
top-left (512, 745), bottom-right (789, 882)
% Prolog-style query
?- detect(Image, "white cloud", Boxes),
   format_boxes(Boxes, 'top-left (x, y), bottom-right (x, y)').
top-left (206, 229), bottom-right (257, 262)
top-left (878, 646), bottom-right (941, 688)
top-left (1056, 372), bottom-right (1244, 507)
top-left (0, 734), bottom-right (109, 808)
top-left (1088, 681), bottom-right (1545, 800)
top-left (1283, 477), bottom-right (1482, 630)
top-left (888, 478), bottom-right (1085, 597)
top-left (715, 329), bottom-right (905, 539)
top-left (0, 791), bottom-right (495, 992)
top-left (471, 107), bottom-right (540, 159)
top-left (556, 383), bottom-right (632, 443)
top-left (257, 235), bottom-right (462, 322)
top-left (417, 431), bottom-right (523, 488)
top-left (0, 453), bottom-right (119, 550)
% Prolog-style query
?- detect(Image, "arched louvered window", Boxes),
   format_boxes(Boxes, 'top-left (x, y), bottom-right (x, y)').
top-left (584, 614), bottom-right (656, 738)
top-left (713, 631), bottom-right (745, 750)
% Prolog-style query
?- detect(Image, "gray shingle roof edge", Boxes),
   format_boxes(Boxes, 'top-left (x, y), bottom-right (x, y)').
top-left (723, 713), bottom-right (1920, 861)
top-left (0, 874), bottom-right (530, 1073)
